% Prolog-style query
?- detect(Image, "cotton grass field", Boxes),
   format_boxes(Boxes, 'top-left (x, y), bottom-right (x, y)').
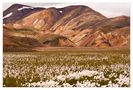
top-left (3, 49), bottom-right (130, 87)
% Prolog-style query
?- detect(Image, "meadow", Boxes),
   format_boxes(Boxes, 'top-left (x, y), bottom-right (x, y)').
top-left (3, 49), bottom-right (130, 87)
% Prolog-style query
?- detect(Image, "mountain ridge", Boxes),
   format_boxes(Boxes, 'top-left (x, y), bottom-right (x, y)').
top-left (3, 4), bottom-right (130, 51)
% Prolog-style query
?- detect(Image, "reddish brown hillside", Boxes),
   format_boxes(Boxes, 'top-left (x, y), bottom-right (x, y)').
top-left (3, 4), bottom-right (130, 51)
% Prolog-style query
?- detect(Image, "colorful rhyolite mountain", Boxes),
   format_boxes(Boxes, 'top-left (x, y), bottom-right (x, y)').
top-left (3, 4), bottom-right (130, 51)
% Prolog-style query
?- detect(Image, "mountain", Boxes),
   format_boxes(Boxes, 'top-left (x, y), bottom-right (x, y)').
top-left (3, 4), bottom-right (130, 51)
top-left (3, 4), bottom-right (45, 24)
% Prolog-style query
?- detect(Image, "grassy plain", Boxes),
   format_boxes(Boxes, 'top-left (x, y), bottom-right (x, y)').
top-left (3, 48), bottom-right (130, 87)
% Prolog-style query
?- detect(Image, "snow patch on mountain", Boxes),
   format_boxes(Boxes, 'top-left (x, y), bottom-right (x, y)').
top-left (59, 11), bottom-right (63, 13)
top-left (3, 12), bottom-right (13, 19)
top-left (17, 6), bottom-right (33, 11)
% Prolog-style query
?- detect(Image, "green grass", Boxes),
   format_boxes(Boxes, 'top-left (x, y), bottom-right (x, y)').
top-left (3, 49), bottom-right (130, 87)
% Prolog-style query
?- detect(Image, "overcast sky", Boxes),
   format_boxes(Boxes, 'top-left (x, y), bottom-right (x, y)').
top-left (3, 3), bottom-right (130, 17)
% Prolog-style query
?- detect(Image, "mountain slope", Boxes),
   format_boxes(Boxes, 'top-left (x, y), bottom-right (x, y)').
top-left (3, 4), bottom-right (45, 24)
top-left (3, 4), bottom-right (130, 51)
